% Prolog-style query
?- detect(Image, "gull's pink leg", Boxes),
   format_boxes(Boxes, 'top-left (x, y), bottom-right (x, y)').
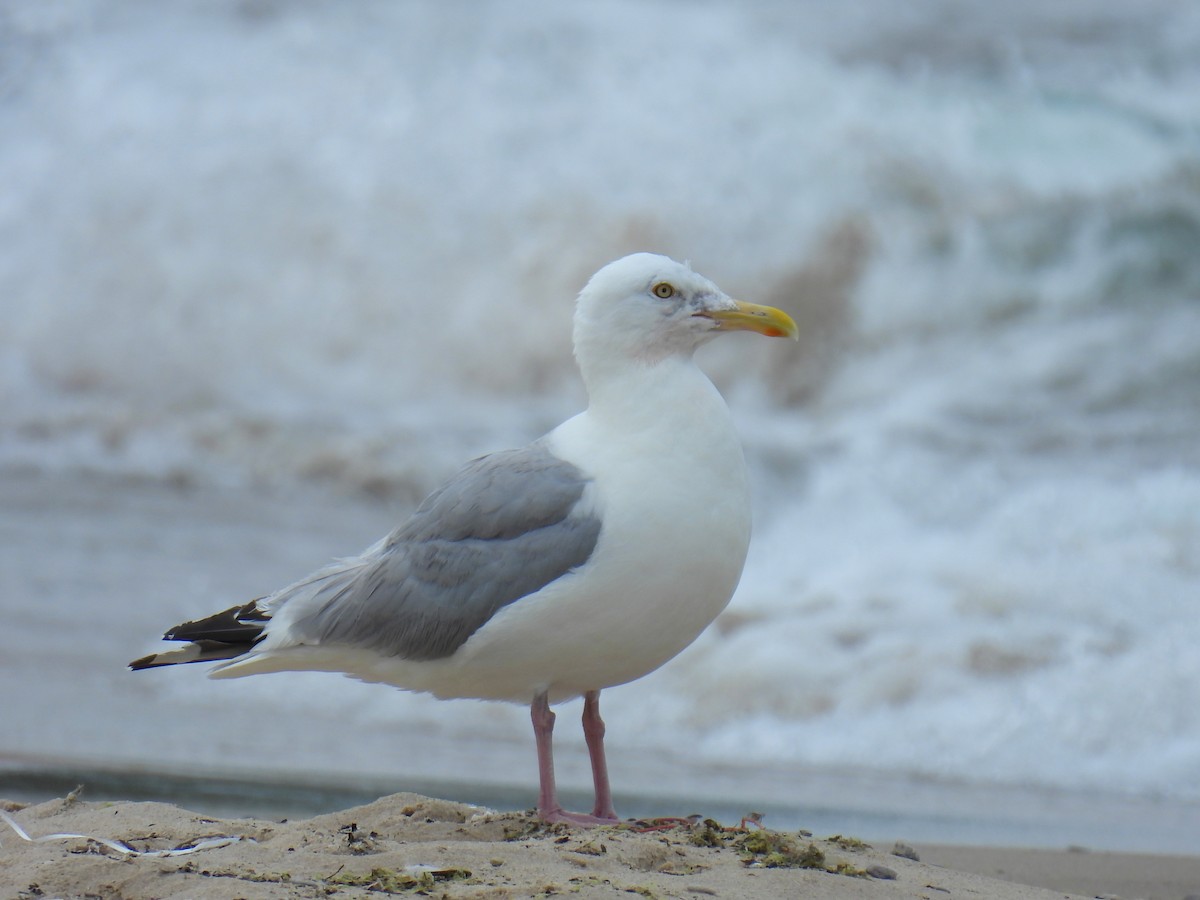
top-left (582, 690), bottom-right (618, 821)
top-left (531, 690), bottom-right (562, 818)
top-left (530, 691), bottom-right (618, 826)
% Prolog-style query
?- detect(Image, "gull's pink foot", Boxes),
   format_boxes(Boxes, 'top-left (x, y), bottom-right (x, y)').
top-left (538, 807), bottom-right (620, 827)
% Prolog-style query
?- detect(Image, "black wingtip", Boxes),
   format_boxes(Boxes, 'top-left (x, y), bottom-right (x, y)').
top-left (162, 601), bottom-right (268, 645)
top-left (132, 600), bottom-right (269, 672)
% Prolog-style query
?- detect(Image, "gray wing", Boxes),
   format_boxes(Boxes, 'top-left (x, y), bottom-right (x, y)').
top-left (288, 441), bottom-right (602, 661)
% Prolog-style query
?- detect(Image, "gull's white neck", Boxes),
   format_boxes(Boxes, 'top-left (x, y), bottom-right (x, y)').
top-left (551, 351), bottom-right (750, 510)
top-left (580, 352), bottom-right (729, 436)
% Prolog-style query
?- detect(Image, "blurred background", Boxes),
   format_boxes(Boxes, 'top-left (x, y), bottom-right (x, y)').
top-left (2, 0), bottom-right (1199, 850)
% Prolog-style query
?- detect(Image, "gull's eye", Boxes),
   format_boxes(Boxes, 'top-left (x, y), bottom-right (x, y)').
top-left (652, 283), bottom-right (675, 299)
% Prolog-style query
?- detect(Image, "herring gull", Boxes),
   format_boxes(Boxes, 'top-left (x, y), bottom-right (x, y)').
top-left (131, 252), bottom-right (798, 824)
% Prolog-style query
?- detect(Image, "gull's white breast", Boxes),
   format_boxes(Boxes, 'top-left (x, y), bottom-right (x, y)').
top-left (439, 360), bottom-right (752, 701)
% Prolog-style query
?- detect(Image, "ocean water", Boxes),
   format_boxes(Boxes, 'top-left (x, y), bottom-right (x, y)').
top-left (2, 0), bottom-right (1199, 822)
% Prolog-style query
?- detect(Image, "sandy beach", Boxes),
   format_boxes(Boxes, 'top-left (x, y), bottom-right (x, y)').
top-left (4, 792), bottom-right (1199, 900)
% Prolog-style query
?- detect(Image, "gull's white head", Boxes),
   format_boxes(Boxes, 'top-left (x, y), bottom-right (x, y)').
top-left (573, 253), bottom-right (797, 377)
